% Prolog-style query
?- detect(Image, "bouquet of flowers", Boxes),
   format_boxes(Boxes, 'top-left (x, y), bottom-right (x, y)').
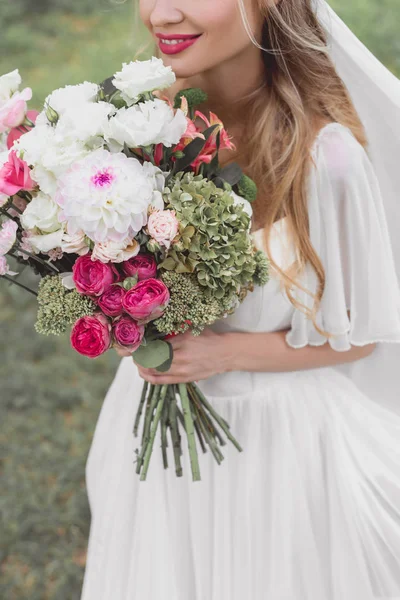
top-left (0, 58), bottom-right (269, 481)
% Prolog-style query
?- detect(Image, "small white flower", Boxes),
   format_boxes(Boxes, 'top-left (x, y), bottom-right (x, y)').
top-left (0, 219), bottom-right (18, 255)
top-left (103, 98), bottom-right (187, 150)
top-left (44, 82), bottom-right (99, 118)
top-left (55, 148), bottom-right (163, 243)
top-left (91, 237), bottom-right (140, 263)
top-left (21, 191), bottom-right (61, 233)
top-left (112, 57), bottom-right (176, 105)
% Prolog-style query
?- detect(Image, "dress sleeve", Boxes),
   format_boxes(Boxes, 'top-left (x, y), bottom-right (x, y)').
top-left (285, 124), bottom-right (400, 352)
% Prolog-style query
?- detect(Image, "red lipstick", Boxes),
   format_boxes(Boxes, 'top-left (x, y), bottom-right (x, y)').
top-left (155, 33), bottom-right (202, 56)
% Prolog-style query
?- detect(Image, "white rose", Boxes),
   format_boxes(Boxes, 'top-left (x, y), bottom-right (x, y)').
top-left (60, 230), bottom-right (90, 256)
top-left (21, 192), bottom-right (61, 233)
top-left (0, 69), bottom-right (22, 103)
top-left (103, 99), bottom-right (187, 150)
top-left (112, 57), bottom-right (176, 105)
top-left (44, 81), bottom-right (99, 118)
top-left (91, 237), bottom-right (140, 263)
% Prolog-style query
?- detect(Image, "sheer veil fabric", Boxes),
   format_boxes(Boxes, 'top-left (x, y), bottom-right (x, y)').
top-left (311, 0), bottom-right (400, 415)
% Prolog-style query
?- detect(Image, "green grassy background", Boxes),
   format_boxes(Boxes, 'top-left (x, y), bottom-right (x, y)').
top-left (1, 1), bottom-right (399, 598)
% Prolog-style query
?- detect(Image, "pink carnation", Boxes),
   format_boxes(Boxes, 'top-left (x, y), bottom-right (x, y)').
top-left (147, 209), bottom-right (179, 250)
top-left (0, 255), bottom-right (18, 276)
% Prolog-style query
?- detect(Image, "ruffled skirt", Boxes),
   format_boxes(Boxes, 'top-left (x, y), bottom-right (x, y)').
top-left (81, 358), bottom-right (400, 600)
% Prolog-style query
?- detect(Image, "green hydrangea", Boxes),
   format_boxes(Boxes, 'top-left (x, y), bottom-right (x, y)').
top-left (159, 171), bottom-right (261, 305)
top-left (154, 271), bottom-right (227, 336)
top-left (35, 275), bottom-right (96, 336)
top-left (253, 250), bottom-right (270, 286)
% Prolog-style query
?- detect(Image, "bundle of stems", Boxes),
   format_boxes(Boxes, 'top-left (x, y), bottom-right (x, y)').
top-left (133, 381), bottom-right (243, 481)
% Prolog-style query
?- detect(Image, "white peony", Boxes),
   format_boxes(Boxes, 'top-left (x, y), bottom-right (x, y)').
top-left (103, 98), bottom-right (187, 150)
top-left (55, 148), bottom-right (163, 243)
top-left (91, 237), bottom-right (140, 263)
top-left (0, 69), bottom-right (21, 103)
top-left (44, 81), bottom-right (99, 118)
top-left (21, 191), bottom-right (62, 233)
top-left (112, 57), bottom-right (176, 106)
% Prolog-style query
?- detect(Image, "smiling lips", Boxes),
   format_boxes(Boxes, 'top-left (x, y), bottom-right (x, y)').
top-left (156, 33), bottom-right (202, 55)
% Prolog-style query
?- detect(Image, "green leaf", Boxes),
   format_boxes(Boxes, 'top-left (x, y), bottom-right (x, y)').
top-left (122, 275), bottom-right (138, 290)
top-left (132, 340), bottom-right (172, 369)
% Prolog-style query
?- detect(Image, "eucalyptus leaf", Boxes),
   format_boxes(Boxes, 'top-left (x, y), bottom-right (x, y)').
top-left (218, 162), bottom-right (243, 186)
top-left (132, 340), bottom-right (172, 369)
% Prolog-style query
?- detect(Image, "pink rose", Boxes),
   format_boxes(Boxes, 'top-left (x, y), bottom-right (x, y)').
top-left (0, 87), bottom-right (32, 134)
top-left (122, 278), bottom-right (170, 323)
top-left (71, 313), bottom-right (111, 358)
top-left (7, 110), bottom-right (39, 149)
top-left (72, 254), bottom-right (117, 297)
top-left (0, 219), bottom-right (18, 256)
top-left (113, 315), bottom-right (145, 353)
top-left (97, 285), bottom-right (126, 317)
top-left (147, 210), bottom-right (179, 250)
top-left (0, 150), bottom-right (36, 196)
top-left (122, 253), bottom-right (157, 280)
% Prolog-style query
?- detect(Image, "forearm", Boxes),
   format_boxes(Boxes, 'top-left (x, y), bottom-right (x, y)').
top-left (222, 328), bottom-right (376, 373)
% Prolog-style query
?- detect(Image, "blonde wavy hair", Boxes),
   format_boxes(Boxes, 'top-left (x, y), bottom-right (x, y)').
top-left (131, 0), bottom-right (368, 339)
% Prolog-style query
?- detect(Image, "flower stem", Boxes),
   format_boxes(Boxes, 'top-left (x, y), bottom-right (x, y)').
top-left (178, 383), bottom-right (201, 482)
top-left (169, 390), bottom-right (183, 477)
top-left (190, 382), bottom-right (243, 452)
top-left (136, 385), bottom-right (160, 474)
top-left (0, 275), bottom-right (38, 296)
top-left (133, 380), bottom-right (149, 437)
top-left (140, 384), bottom-right (168, 481)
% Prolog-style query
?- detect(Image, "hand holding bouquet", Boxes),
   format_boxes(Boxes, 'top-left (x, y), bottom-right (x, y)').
top-left (0, 58), bottom-right (269, 481)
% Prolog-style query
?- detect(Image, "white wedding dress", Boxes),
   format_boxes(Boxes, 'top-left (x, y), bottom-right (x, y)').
top-left (81, 122), bottom-right (400, 600)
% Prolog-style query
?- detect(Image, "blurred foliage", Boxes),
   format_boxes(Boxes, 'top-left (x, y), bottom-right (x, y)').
top-left (0, 0), bottom-right (399, 598)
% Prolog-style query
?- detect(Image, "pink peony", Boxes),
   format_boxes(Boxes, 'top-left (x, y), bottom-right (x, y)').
top-left (122, 253), bottom-right (157, 280)
top-left (72, 254), bottom-right (117, 297)
top-left (0, 219), bottom-right (18, 256)
top-left (7, 110), bottom-right (39, 149)
top-left (97, 284), bottom-right (126, 317)
top-left (122, 278), bottom-right (170, 323)
top-left (147, 209), bottom-right (179, 250)
top-left (0, 150), bottom-right (36, 196)
top-left (71, 313), bottom-right (112, 358)
top-left (0, 87), bottom-right (32, 134)
top-left (113, 315), bottom-right (145, 353)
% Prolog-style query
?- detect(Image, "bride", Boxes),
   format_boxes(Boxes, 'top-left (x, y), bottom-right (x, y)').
top-left (81, 0), bottom-right (400, 598)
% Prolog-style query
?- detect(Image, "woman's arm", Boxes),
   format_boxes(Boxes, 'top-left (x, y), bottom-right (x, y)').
top-left (134, 311), bottom-right (377, 384)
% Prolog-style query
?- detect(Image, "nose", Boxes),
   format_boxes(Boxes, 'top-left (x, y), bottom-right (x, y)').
top-left (149, 0), bottom-right (184, 28)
